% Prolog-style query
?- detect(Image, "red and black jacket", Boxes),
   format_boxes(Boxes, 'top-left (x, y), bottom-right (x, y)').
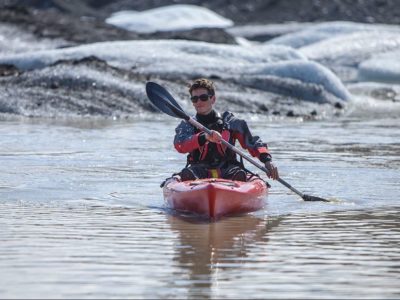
top-left (174, 110), bottom-right (272, 167)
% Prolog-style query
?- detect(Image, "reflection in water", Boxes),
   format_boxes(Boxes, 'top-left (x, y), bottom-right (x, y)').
top-left (163, 208), bottom-right (400, 299)
top-left (166, 214), bottom-right (281, 299)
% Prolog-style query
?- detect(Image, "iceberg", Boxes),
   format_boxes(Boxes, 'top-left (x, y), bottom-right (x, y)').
top-left (227, 22), bottom-right (314, 42)
top-left (106, 4), bottom-right (234, 33)
top-left (299, 31), bottom-right (400, 67)
top-left (0, 40), bottom-right (304, 71)
top-left (243, 60), bottom-right (351, 103)
top-left (359, 50), bottom-right (400, 83)
top-left (267, 21), bottom-right (400, 49)
top-left (263, 22), bottom-right (400, 84)
top-left (0, 39), bottom-right (349, 104)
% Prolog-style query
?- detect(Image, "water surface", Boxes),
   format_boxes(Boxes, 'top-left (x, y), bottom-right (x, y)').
top-left (0, 116), bottom-right (399, 299)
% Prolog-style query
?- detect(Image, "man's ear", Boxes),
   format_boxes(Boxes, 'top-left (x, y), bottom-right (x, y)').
top-left (211, 95), bottom-right (216, 104)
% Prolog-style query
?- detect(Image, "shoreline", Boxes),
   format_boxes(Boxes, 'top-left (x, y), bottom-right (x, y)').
top-left (0, 2), bottom-right (399, 120)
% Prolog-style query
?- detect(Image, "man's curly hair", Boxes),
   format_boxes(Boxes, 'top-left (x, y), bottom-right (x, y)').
top-left (188, 78), bottom-right (215, 96)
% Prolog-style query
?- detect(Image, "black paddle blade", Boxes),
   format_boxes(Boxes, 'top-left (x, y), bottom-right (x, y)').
top-left (302, 194), bottom-right (330, 202)
top-left (146, 82), bottom-right (183, 109)
top-left (145, 82), bottom-right (189, 120)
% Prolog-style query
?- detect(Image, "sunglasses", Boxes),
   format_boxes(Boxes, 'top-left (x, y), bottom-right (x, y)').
top-left (190, 94), bottom-right (212, 103)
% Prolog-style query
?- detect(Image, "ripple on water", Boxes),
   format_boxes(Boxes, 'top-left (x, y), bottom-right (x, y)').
top-left (0, 118), bottom-right (399, 298)
top-left (1, 204), bottom-right (399, 298)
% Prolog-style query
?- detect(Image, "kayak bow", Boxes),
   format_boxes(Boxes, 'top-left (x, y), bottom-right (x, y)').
top-left (163, 177), bottom-right (268, 219)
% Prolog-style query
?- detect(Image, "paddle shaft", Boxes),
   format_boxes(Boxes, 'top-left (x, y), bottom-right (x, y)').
top-left (188, 118), bottom-right (305, 198)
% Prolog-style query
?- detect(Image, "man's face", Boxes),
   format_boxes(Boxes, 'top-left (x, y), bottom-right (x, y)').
top-left (191, 88), bottom-right (215, 115)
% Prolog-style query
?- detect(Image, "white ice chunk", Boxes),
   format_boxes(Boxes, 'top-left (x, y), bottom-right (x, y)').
top-left (358, 50), bottom-right (400, 83)
top-left (227, 22), bottom-right (314, 41)
top-left (267, 21), bottom-right (400, 48)
top-left (299, 31), bottom-right (400, 67)
top-left (105, 4), bottom-right (234, 33)
top-left (245, 60), bottom-right (351, 102)
top-left (0, 40), bottom-right (305, 71)
top-left (0, 39), bottom-right (349, 103)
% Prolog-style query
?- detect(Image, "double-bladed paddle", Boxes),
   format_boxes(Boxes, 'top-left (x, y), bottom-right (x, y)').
top-left (145, 81), bottom-right (329, 202)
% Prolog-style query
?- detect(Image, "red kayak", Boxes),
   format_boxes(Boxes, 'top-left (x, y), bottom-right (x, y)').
top-left (163, 177), bottom-right (268, 219)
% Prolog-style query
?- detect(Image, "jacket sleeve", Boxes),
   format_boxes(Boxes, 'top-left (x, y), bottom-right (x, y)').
top-left (228, 116), bottom-right (271, 160)
top-left (173, 120), bottom-right (202, 153)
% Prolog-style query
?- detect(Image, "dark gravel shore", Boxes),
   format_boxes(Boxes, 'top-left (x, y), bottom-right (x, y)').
top-left (1, 0), bottom-right (400, 45)
top-left (98, 0), bottom-right (400, 25)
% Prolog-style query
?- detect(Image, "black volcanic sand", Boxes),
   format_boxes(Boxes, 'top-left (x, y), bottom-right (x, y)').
top-left (100, 0), bottom-right (400, 25)
top-left (1, 0), bottom-right (398, 119)
top-left (1, 0), bottom-right (400, 45)
top-left (3, 0), bottom-right (400, 25)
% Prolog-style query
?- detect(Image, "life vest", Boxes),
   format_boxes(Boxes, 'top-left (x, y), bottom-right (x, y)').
top-left (174, 111), bottom-right (270, 167)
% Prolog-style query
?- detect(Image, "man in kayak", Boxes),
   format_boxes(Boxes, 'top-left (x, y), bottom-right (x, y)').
top-left (174, 78), bottom-right (279, 182)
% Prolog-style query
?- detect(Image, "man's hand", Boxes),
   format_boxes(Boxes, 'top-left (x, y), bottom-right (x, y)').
top-left (205, 130), bottom-right (222, 143)
top-left (265, 161), bottom-right (279, 180)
